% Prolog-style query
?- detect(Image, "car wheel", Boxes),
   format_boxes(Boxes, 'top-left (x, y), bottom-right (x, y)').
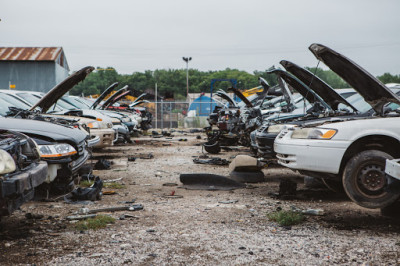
top-left (343, 150), bottom-right (399, 209)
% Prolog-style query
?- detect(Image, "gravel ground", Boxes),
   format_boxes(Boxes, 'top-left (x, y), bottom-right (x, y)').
top-left (0, 132), bottom-right (400, 265)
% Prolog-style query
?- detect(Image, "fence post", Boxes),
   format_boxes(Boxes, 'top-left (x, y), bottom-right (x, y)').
top-left (161, 98), bottom-right (164, 129)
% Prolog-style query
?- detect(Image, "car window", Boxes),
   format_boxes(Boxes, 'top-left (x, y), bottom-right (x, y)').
top-left (16, 93), bottom-right (42, 106)
top-left (73, 97), bottom-right (92, 108)
top-left (0, 97), bottom-right (18, 116)
top-left (62, 96), bottom-right (89, 109)
top-left (0, 93), bottom-right (31, 109)
top-left (49, 99), bottom-right (77, 111)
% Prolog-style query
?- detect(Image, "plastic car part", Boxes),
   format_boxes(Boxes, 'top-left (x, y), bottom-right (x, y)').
top-left (229, 170), bottom-right (265, 183)
top-left (203, 140), bottom-right (221, 154)
top-left (180, 173), bottom-right (246, 190)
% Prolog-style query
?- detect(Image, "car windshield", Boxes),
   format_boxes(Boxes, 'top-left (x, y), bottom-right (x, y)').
top-left (0, 97), bottom-right (20, 116)
top-left (16, 92), bottom-right (43, 106)
top-left (338, 88), bottom-right (400, 113)
top-left (62, 96), bottom-right (89, 109)
top-left (48, 99), bottom-right (78, 112)
top-left (73, 97), bottom-right (93, 108)
top-left (261, 96), bottom-right (283, 109)
top-left (0, 93), bottom-right (31, 109)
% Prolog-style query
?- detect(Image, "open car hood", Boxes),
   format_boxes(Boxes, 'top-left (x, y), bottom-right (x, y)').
top-left (267, 68), bottom-right (331, 110)
top-left (99, 86), bottom-right (128, 110)
top-left (129, 93), bottom-right (147, 108)
top-left (130, 100), bottom-right (150, 107)
top-left (309, 43), bottom-right (400, 116)
top-left (280, 60), bottom-right (358, 112)
top-left (91, 82), bottom-right (119, 110)
top-left (216, 90), bottom-right (237, 107)
top-left (104, 90), bottom-right (130, 109)
top-left (227, 87), bottom-right (253, 107)
top-left (30, 66), bottom-right (94, 113)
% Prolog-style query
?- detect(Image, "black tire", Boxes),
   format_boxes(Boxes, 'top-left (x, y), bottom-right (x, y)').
top-left (204, 141), bottom-right (221, 154)
top-left (343, 150), bottom-right (399, 209)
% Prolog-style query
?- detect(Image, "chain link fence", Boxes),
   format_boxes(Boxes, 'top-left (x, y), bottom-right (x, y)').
top-left (138, 101), bottom-right (216, 129)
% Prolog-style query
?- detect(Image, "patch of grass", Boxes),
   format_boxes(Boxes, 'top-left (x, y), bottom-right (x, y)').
top-left (75, 215), bottom-right (115, 231)
top-left (79, 180), bottom-right (94, 187)
top-left (103, 182), bottom-right (126, 189)
top-left (267, 210), bottom-right (305, 226)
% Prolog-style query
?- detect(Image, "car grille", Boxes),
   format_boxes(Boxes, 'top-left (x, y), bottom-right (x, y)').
top-left (77, 141), bottom-right (86, 155)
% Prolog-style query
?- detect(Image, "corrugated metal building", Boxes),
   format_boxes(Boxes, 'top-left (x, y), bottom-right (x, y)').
top-left (0, 47), bottom-right (70, 92)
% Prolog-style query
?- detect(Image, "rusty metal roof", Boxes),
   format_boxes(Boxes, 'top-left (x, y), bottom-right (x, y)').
top-left (0, 47), bottom-right (69, 70)
top-left (0, 47), bottom-right (63, 61)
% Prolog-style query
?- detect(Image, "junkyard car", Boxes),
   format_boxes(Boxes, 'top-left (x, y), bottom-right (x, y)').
top-left (0, 130), bottom-right (48, 216)
top-left (274, 43), bottom-right (400, 209)
top-left (254, 60), bottom-right (359, 159)
top-left (0, 67), bottom-right (116, 148)
top-left (0, 117), bottom-right (90, 192)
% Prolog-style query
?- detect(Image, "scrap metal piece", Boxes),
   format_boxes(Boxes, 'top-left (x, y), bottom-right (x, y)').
top-left (193, 157), bottom-right (230, 166)
top-left (66, 214), bottom-right (97, 221)
top-left (83, 204), bottom-right (144, 214)
top-left (180, 173), bottom-right (246, 191)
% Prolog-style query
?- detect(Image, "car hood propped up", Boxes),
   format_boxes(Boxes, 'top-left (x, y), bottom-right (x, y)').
top-left (30, 66), bottom-right (94, 113)
top-left (216, 90), bottom-right (237, 107)
top-left (280, 60), bottom-right (358, 112)
top-left (91, 82), bottom-right (119, 110)
top-left (99, 86), bottom-right (128, 110)
top-left (309, 43), bottom-right (400, 116)
top-left (267, 68), bottom-right (331, 110)
top-left (227, 87), bottom-right (253, 108)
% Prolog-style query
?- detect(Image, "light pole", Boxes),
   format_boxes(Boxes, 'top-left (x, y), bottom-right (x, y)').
top-left (182, 57), bottom-right (192, 99)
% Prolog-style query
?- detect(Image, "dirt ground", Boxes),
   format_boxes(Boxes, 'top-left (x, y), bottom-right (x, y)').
top-left (1, 131), bottom-right (400, 265)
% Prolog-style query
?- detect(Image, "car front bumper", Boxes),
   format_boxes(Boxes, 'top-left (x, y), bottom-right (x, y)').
top-left (274, 130), bottom-right (349, 174)
top-left (256, 131), bottom-right (278, 158)
top-left (90, 128), bottom-right (115, 148)
top-left (0, 161), bottom-right (48, 198)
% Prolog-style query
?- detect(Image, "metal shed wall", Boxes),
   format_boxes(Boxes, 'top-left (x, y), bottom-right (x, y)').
top-left (0, 61), bottom-right (56, 92)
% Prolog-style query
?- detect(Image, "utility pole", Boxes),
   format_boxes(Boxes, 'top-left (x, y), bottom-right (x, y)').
top-left (155, 82), bottom-right (158, 129)
top-left (182, 57), bottom-right (192, 100)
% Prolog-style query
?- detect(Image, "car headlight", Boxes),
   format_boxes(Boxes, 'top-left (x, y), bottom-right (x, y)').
top-left (267, 124), bottom-right (288, 133)
top-left (291, 128), bottom-right (337, 140)
top-left (38, 144), bottom-right (77, 158)
top-left (0, 150), bottom-right (16, 174)
top-left (87, 121), bottom-right (100, 129)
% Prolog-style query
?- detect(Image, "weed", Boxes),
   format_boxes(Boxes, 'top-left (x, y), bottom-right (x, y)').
top-left (75, 215), bottom-right (115, 231)
top-left (79, 180), bottom-right (94, 187)
top-left (267, 210), bottom-right (304, 226)
top-left (103, 183), bottom-right (126, 189)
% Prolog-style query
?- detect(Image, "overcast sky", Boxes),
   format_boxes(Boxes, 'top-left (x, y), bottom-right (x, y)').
top-left (2, 0), bottom-right (400, 75)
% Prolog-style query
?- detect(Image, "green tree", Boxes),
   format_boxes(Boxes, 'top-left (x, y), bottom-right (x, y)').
top-left (305, 67), bottom-right (348, 88)
top-left (69, 66), bottom-right (400, 98)
top-left (377, 73), bottom-right (400, 84)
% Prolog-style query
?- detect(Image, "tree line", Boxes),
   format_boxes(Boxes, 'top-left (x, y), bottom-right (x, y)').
top-left (70, 67), bottom-right (400, 100)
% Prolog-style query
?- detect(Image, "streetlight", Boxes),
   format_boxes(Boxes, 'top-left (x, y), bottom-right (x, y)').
top-left (182, 57), bottom-right (192, 99)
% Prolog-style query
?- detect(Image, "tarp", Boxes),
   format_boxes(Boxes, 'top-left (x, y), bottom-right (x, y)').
top-left (188, 95), bottom-right (218, 116)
